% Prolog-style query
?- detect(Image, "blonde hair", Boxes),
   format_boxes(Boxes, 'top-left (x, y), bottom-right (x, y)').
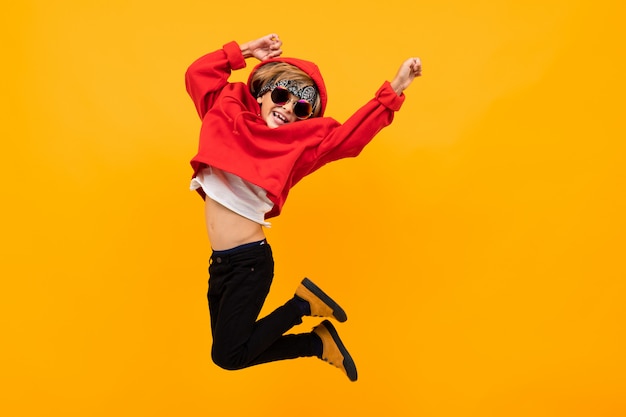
top-left (250, 62), bottom-right (322, 118)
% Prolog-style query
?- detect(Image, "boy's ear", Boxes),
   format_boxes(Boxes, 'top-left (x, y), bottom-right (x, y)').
top-left (257, 96), bottom-right (263, 104)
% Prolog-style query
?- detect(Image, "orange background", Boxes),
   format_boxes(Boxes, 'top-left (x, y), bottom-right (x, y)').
top-left (2, 1), bottom-right (625, 416)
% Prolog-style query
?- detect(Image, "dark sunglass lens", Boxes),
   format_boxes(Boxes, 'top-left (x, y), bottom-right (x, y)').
top-left (271, 87), bottom-right (290, 105)
top-left (294, 101), bottom-right (313, 119)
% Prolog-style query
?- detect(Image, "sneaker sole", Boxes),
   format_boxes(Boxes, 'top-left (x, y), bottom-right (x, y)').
top-left (302, 278), bottom-right (348, 322)
top-left (322, 320), bottom-right (358, 382)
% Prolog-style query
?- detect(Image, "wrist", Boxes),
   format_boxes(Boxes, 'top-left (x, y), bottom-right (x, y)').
top-left (239, 42), bottom-right (252, 59)
top-left (390, 79), bottom-right (404, 96)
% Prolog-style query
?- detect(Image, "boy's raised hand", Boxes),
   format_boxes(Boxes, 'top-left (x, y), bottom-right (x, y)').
top-left (390, 57), bottom-right (422, 95)
top-left (241, 34), bottom-right (283, 61)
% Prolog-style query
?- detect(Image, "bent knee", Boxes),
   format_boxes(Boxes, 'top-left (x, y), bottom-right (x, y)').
top-left (211, 347), bottom-right (246, 371)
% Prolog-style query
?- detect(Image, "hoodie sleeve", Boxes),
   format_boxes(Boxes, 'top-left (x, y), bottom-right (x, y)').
top-left (185, 41), bottom-right (247, 119)
top-left (313, 81), bottom-right (405, 162)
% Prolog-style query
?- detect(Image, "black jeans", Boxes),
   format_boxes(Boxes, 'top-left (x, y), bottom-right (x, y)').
top-left (208, 240), bottom-right (317, 370)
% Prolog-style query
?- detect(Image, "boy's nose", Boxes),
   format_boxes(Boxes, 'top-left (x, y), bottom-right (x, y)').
top-left (281, 99), bottom-right (296, 112)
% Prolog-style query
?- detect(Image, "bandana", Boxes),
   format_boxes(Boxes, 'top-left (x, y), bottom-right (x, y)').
top-left (257, 79), bottom-right (318, 108)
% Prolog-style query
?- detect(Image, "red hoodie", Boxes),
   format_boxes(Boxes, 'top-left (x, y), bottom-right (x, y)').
top-left (186, 41), bottom-right (405, 219)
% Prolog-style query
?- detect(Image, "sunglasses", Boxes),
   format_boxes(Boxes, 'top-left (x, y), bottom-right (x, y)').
top-left (270, 86), bottom-right (314, 120)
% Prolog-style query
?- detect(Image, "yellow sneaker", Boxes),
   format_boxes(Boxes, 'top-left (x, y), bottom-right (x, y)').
top-left (313, 320), bottom-right (358, 382)
top-left (295, 278), bottom-right (347, 322)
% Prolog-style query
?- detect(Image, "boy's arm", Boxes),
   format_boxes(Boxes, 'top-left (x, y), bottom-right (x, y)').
top-left (312, 58), bottom-right (422, 163)
top-left (185, 34), bottom-right (283, 119)
top-left (185, 42), bottom-right (246, 119)
top-left (312, 82), bottom-right (402, 161)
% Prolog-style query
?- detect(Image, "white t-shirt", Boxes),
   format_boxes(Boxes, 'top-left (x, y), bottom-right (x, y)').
top-left (190, 166), bottom-right (274, 227)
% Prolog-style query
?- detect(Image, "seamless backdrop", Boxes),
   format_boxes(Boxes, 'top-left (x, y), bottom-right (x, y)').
top-left (2, 1), bottom-right (625, 416)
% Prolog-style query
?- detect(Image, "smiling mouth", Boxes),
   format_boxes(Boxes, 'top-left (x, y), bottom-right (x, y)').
top-left (272, 111), bottom-right (289, 124)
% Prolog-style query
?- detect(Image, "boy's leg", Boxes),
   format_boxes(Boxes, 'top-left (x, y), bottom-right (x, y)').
top-left (208, 243), bottom-right (306, 369)
top-left (237, 277), bottom-right (351, 366)
top-left (208, 242), bottom-right (352, 371)
top-left (248, 320), bottom-right (358, 382)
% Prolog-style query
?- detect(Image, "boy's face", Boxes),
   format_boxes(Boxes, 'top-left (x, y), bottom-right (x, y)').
top-left (257, 90), bottom-right (299, 129)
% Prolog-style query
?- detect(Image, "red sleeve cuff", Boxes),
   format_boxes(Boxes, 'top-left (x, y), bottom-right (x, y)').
top-left (223, 41), bottom-right (246, 70)
top-left (376, 81), bottom-right (405, 111)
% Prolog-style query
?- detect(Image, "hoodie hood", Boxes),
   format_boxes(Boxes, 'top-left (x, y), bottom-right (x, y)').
top-left (247, 57), bottom-right (328, 117)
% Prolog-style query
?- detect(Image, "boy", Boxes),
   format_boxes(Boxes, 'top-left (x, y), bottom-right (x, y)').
top-left (186, 33), bottom-right (421, 381)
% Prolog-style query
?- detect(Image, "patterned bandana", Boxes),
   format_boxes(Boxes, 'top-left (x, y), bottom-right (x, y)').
top-left (257, 79), bottom-right (318, 109)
